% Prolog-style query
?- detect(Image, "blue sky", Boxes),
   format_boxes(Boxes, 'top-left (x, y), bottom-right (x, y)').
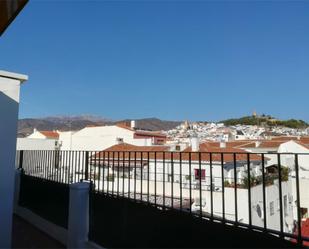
top-left (1, 1), bottom-right (308, 122)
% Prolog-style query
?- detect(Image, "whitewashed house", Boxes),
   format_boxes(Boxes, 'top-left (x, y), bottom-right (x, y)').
top-left (276, 140), bottom-right (309, 220)
top-left (27, 128), bottom-right (60, 140)
top-left (18, 129), bottom-right (60, 150)
top-left (61, 123), bottom-right (165, 151)
top-left (20, 122), bottom-right (167, 182)
top-left (90, 141), bottom-right (295, 234)
top-left (24, 121), bottom-right (166, 152)
top-left (95, 140), bottom-right (263, 189)
top-left (277, 140), bottom-right (309, 177)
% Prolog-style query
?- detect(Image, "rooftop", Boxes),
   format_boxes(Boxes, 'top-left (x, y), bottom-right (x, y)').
top-left (0, 70), bottom-right (28, 83)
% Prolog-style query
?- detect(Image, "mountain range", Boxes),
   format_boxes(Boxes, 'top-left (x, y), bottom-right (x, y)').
top-left (18, 114), bottom-right (308, 138)
top-left (17, 116), bottom-right (182, 137)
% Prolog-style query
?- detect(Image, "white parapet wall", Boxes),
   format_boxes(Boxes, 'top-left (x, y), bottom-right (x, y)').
top-left (0, 70), bottom-right (27, 248)
top-left (17, 138), bottom-right (58, 150)
top-left (14, 170), bottom-right (104, 249)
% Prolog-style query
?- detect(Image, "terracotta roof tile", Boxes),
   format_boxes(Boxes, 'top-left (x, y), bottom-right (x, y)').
top-left (294, 141), bottom-right (309, 150)
top-left (259, 141), bottom-right (283, 148)
top-left (96, 143), bottom-right (262, 163)
top-left (300, 137), bottom-right (309, 145)
top-left (40, 131), bottom-right (59, 139)
top-left (217, 140), bottom-right (287, 149)
top-left (134, 131), bottom-right (166, 138)
top-left (103, 143), bottom-right (169, 152)
top-left (116, 123), bottom-right (134, 131)
top-left (116, 123), bottom-right (166, 138)
top-left (271, 136), bottom-right (298, 141)
top-left (183, 142), bottom-right (262, 162)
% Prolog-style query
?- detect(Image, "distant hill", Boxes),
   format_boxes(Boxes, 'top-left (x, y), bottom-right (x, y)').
top-left (119, 118), bottom-right (181, 131)
top-left (221, 115), bottom-right (308, 129)
top-left (17, 116), bottom-right (181, 137)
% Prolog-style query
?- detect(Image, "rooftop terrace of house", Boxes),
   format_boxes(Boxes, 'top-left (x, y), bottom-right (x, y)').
top-left (93, 142), bottom-right (263, 164)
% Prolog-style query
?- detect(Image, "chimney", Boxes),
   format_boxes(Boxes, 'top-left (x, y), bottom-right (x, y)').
top-left (33, 128), bottom-right (37, 133)
top-left (131, 120), bottom-right (136, 129)
top-left (220, 141), bottom-right (226, 148)
top-left (146, 139), bottom-right (152, 146)
top-left (191, 137), bottom-right (199, 152)
top-left (255, 141), bottom-right (261, 148)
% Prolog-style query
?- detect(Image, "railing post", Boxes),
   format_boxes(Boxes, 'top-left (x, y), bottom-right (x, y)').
top-left (18, 150), bottom-right (24, 170)
top-left (295, 154), bottom-right (303, 246)
top-left (85, 151), bottom-right (89, 181)
top-left (277, 154), bottom-right (284, 238)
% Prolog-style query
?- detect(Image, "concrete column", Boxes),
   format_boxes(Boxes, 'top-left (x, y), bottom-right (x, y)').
top-left (67, 182), bottom-right (90, 248)
top-left (0, 70), bottom-right (27, 248)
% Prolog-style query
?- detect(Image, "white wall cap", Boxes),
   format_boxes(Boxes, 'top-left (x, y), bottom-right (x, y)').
top-left (70, 182), bottom-right (90, 190)
top-left (0, 70), bottom-right (28, 83)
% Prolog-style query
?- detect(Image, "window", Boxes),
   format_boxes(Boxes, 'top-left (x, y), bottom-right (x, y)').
top-left (237, 171), bottom-right (242, 183)
top-left (157, 139), bottom-right (164, 144)
top-left (256, 204), bottom-right (263, 218)
top-left (194, 169), bottom-right (205, 180)
top-left (270, 201), bottom-right (274, 216)
top-left (175, 145), bottom-right (181, 151)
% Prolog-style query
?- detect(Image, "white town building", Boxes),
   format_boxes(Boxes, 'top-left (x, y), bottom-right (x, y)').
top-left (22, 122), bottom-right (167, 152)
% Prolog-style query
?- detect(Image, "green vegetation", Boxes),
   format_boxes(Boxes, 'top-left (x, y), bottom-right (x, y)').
top-left (91, 173), bottom-right (101, 180)
top-left (185, 175), bottom-right (191, 181)
top-left (281, 166), bottom-right (289, 182)
top-left (273, 119), bottom-right (308, 129)
top-left (241, 166), bottom-right (289, 188)
top-left (106, 174), bottom-right (115, 182)
top-left (221, 115), bottom-right (308, 129)
top-left (224, 180), bottom-right (231, 187)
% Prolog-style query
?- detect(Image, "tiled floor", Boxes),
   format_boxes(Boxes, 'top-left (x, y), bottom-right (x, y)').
top-left (12, 215), bottom-right (65, 249)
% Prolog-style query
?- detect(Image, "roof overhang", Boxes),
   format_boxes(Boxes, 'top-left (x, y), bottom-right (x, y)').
top-left (0, 70), bottom-right (28, 83)
top-left (0, 0), bottom-right (29, 36)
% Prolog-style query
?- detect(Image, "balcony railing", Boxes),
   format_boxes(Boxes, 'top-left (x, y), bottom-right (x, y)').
top-left (16, 150), bottom-right (309, 247)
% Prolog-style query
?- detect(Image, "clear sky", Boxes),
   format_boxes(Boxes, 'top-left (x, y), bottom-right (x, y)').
top-left (1, 0), bottom-right (308, 122)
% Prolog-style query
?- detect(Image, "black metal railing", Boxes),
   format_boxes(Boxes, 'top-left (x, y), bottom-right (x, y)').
top-left (16, 150), bottom-right (309, 247)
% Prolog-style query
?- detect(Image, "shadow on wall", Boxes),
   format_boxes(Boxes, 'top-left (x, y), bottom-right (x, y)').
top-left (0, 90), bottom-right (19, 125)
top-left (0, 91), bottom-right (19, 159)
top-left (18, 175), bottom-right (70, 229)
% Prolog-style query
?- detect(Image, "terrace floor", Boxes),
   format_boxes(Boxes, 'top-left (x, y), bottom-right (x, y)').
top-left (12, 215), bottom-right (65, 249)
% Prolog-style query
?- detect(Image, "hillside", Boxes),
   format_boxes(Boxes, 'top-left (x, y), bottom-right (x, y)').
top-left (221, 115), bottom-right (308, 129)
top-left (17, 116), bottom-right (181, 137)
top-left (118, 118), bottom-right (181, 131)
